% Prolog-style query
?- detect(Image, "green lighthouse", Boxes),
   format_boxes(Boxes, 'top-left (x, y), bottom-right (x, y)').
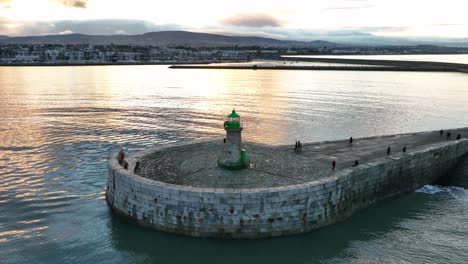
top-left (218, 109), bottom-right (249, 169)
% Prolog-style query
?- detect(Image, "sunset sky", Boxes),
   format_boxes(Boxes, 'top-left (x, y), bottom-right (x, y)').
top-left (0, 0), bottom-right (467, 40)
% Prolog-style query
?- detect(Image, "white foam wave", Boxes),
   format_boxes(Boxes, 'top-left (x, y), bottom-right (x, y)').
top-left (416, 185), bottom-right (445, 194)
top-left (416, 185), bottom-right (468, 200)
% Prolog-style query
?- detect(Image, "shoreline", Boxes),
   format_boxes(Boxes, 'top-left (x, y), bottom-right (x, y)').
top-left (2, 57), bottom-right (467, 74)
top-left (0, 61), bottom-right (245, 67)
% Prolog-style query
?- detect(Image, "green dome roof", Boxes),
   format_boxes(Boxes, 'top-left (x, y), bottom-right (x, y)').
top-left (228, 110), bottom-right (240, 118)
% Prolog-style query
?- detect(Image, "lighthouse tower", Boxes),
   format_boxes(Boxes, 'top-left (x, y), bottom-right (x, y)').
top-left (219, 110), bottom-right (249, 169)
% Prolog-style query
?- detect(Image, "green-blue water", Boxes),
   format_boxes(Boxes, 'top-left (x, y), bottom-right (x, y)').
top-left (1, 62), bottom-right (468, 263)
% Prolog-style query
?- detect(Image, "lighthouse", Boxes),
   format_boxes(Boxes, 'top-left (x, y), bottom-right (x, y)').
top-left (218, 109), bottom-right (249, 169)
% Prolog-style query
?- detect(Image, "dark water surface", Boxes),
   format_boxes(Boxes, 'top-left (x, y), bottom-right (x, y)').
top-left (1, 65), bottom-right (468, 263)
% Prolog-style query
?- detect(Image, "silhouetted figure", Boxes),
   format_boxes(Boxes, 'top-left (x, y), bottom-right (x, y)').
top-left (332, 160), bottom-right (336, 171)
top-left (352, 160), bottom-right (359, 167)
top-left (294, 141), bottom-right (302, 152)
top-left (387, 146), bottom-right (391, 156)
top-left (457, 134), bottom-right (461, 140)
top-left (440, 129), bottom-right (444, 137)
top-left (134, 161), bottom-right (140, 173)
top-left (223, 138), bottom-right (226, 143)
top-left (117, 149), bottom-right (125, 165)
top-left (349, 137), bottom-right (353, 144)
top-left (447, 131), bottom-right (452, 140)
top-left (402, 146), bottom-right (407, 153)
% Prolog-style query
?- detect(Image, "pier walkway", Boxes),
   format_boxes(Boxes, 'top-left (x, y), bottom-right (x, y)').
top-left (299, 128), bottom-right (468, 171)
top-left (137, 128), bottom-right (468, 189)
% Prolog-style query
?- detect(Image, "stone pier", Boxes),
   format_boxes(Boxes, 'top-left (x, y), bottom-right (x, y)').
top-left (106, 128), bottom-right (468, 238)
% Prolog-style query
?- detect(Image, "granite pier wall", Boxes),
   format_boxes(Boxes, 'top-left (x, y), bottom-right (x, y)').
top-left (106, 139), bottom-right (468, 238)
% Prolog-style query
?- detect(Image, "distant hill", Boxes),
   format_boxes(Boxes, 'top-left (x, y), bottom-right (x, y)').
top-left (311, 35), bottom-right (468, 48)
top-left (309, 40), bottom-right (340, 47)
top-left (0, 31), bottom-right (343, 47)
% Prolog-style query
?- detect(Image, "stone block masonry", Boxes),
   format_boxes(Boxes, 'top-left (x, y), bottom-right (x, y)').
top-left (106, 132), bottom-right (468, 238)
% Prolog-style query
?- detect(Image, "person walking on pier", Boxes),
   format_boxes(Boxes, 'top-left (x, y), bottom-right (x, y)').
top-left (349, 137), bottom-right (353, 145)
top-left (294, 140), bottom-right (302, 152)
top-left (387, 146), bottom-right (391, 156)
top-left (457, 134), bottom-right (461, 140)
top-left (440, 129), bottom-right (444, 137)
top-left (447, 131), bottom-right (452, 140)
top-left (332, 160), bottom-right (336, 171)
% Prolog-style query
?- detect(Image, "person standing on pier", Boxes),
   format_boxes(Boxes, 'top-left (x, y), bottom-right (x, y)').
top-left (352, 160), bottom-right (359, 167)
top-left (457, 134), bottom-right (461, 140)
top-left (387, 146), bottom-right (391, 156)
top-left (349, 137), bottom-right (353, 145)
top-left (447, 131), bottom-right (452, 140)
top-left (440, 129), bottom-right (444, 137)
top-left (117, 149), bottom-right (125, 165)
top-left (332, 160), bottom-right (336, 171)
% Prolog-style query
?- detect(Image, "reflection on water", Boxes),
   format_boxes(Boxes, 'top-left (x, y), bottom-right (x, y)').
top-left (1, 65), bottom-right (468, 263)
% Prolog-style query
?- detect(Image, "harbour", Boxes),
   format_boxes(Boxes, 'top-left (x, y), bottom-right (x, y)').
top-left (1, 61), bottom-right (468, 262)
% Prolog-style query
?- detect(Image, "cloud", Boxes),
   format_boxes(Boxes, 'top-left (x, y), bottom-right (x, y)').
top-left (0, 19), bottom-right (182, 36)
top-left (207, 29), bottom-right (287, 40)
top-left (51, 0), bottom-right (89, 8)
top-left (0, 0), bottom-right (88, 8)
top-left (205, 25), bottom-right (378, 42)
top-left (0, 0), bottom-right (11, 8)
top-left (342, 26), bottom-right (409, 33)
top-left (326, 30), bottom-right (372, 36)
top-left (432, 23), bottom-right (463, 27)
top-left (221, 13), bottom-right (282, 28)
top-left (323, 4), bottom-right (374, 11)
top-left (59, 30), bottom-right (74, 35)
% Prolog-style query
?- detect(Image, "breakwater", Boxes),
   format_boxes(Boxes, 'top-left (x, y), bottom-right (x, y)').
top-left (169, 65), bottom-right (463, 72)
top-left (170, 57), bottom-right (468, 73)
top-left (279, 56), bottom-right (468, 69)
top-left (106, 129), bottom-right (468, 238)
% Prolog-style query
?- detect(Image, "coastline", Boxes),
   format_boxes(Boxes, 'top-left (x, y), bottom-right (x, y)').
top-left (2, 57), bottom-right (467, 74)
top-left (0, 60), bottom-right (244, 67)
